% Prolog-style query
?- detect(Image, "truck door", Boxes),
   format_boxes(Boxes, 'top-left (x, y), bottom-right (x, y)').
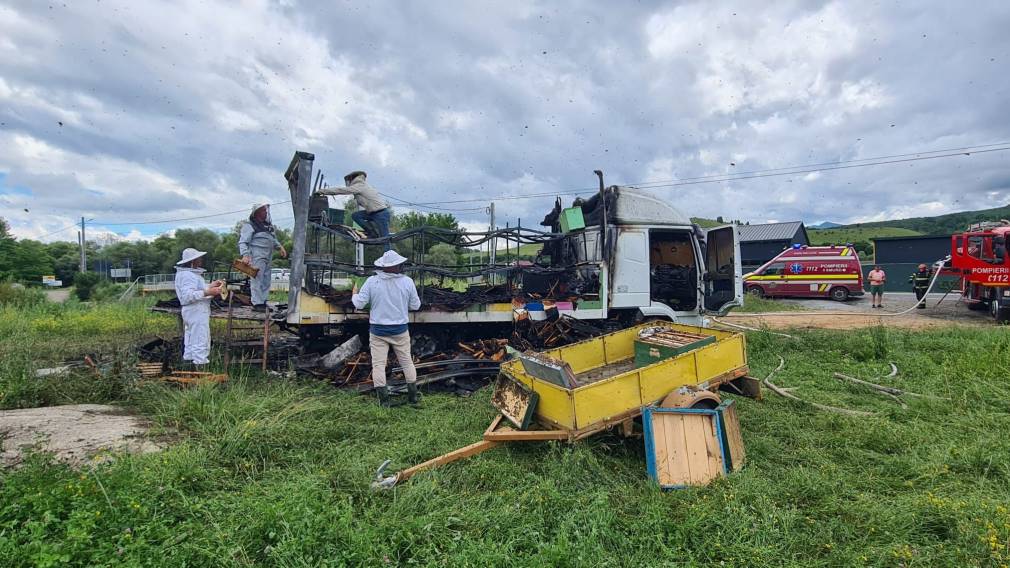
top-left (702, 225), bottom-right (743, 313)
top-left (610, 229), bottom-right (650, 308)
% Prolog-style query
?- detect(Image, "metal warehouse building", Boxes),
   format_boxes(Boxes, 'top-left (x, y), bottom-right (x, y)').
top-left (738, 221), bottom-right (810, 266)
top-left (871, 235), bottom-right (952, 264)
top-left (868, 234), bottom-right (957, 292)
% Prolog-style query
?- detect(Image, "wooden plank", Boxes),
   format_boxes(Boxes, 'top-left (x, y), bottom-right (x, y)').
top-left (395, 440), bottom-right (501, 482)
top-left (681, 413), bottom-right (706, 484)
top-left (664, 415), bottom-right (690, 486)
top-left (483, 429), bottom-right (569, 442)
top-left (703, 414), bottom-right (725, 479)
top-left (649, 410), bottom-right (669, 484)
top-left (483, 415), bottom-right (503, 437)
top-left (718, 400), bottom-right (746, 471)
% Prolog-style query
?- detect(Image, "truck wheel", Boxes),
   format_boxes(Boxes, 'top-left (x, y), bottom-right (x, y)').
top-left (967, 300), bottom-right (987, 311)
top-left (991, 301), bottom-right (1009, 324)
top-left (745, 285), bottom-right (764, 298)
top-left (829, 287), bottom-right (849, 302)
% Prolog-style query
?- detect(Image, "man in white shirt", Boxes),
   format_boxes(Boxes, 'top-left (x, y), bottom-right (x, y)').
top-left (352, 250), bottom-right (422, 406)
top-left (316, 171), bottom-right (392, 249)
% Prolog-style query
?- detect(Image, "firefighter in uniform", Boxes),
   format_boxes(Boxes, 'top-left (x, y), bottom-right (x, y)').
top-left (908, 263), bottom-right (932, 309)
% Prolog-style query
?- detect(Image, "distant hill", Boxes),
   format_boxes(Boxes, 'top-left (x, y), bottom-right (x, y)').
top-left (809, 221), bottom-right (842, 229)
top-left (808, 226), bottom-right (922, 246)
top-left (835, 204), bottom-right (1010, 235)
top-left (690, 217), bottom-right (724, 228)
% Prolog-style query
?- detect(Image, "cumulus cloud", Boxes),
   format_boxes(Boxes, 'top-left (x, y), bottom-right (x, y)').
top-left (1, 0), bottom-right (1010, 242)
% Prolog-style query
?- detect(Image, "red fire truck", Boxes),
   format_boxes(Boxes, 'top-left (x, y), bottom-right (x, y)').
top-left (942, 221), bottom-right (1010, 323)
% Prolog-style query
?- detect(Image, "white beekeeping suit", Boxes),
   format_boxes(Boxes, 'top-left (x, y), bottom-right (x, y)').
top-left (238, 203), bottom-right (285, 309)
top-left (174, 248), bottom-right (222, 366)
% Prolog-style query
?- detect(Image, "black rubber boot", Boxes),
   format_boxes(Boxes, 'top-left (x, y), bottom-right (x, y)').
top-left (407, 383), bottom-right (421, 407)
top-left (376, 386), bottom-right (392, 407)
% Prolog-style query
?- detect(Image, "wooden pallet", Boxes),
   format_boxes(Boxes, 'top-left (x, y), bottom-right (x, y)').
top-left (160, 371), bottom-right (228, 386)
top-left (136, 362), bottom-right (164, 378)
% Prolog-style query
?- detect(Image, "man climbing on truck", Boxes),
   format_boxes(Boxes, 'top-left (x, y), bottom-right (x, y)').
top-left (352, 250), bottom-right (422, 407)
top-left (316, 170), bottom-right (392, 248)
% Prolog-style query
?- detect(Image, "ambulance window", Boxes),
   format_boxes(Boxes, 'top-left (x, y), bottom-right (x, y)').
top-left (763, 262), bottom-right (786, 276)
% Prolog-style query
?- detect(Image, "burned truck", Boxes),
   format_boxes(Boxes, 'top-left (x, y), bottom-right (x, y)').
top-left (283, 152), bottom-right (742, 341)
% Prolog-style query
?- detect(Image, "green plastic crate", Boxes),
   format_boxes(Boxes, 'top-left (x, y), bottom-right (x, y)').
top-left (559, 207), bottom-right (586, 233)
top-left (634, 336), bottom-right (715, 368)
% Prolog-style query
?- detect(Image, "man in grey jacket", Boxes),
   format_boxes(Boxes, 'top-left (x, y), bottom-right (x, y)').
top-left (317, 171), bottom-right (392, 249)
top-left (239, 203), bottom-right (287, 311)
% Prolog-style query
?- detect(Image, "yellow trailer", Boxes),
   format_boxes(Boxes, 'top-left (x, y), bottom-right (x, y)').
top-left (373, 322), bottom-right (753, 488)
top-left (500, 322), bottom-right (748, 438)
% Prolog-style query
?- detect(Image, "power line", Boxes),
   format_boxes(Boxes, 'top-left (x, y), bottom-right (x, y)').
top-left (379, 192), bottom-right (488, 213)
top-left (629, 141), bottom-right (1010, 189)
top-left (35, 222), bottom-right (82, 240)
top-left (92, 200), bottom-right (292, 226)
top-left (630, 146), bottom-right (1010, 191)
top-left (394, 142), bottom-right (1010, 205)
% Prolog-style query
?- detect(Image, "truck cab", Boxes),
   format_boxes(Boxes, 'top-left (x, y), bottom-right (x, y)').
top-left (282, 152), bottom-right (742, 332)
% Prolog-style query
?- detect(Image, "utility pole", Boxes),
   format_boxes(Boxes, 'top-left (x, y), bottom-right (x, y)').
top-left (79, 216), bottom-right (87, 272)
top-left (488, 201), bottom-right (496, 266)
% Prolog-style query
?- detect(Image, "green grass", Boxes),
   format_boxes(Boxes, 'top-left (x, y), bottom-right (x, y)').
top-left (1, 301), bottom-right (1009, 566)
top-left (737, 295), bottom-right (806, 313)
top-left (808, 227), bottom-right (922, 246)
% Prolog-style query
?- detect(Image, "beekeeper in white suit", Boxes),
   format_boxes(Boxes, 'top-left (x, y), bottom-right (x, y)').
top-left (239, 203), bottom-right (287, 311)
top-left (352, 250), bottom-right (422, 406)
top-left (174, 248), bottom-right (224, 367)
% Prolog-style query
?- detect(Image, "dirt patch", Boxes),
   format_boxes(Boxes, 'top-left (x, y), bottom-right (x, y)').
top-left (723, 309), bottom-right (989, 331)
top-left (0, 404), bottom-right (163, 467)
top-left (722, 292), bottom-right (994, 331)
top-left (45, 289), bottom-right (71, 303)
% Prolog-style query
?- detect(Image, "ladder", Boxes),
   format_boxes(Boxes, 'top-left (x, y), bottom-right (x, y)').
top-left (223, 293), bottom-right (273, 372)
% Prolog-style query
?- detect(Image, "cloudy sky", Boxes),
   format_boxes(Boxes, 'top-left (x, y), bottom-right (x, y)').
top-left (2, 0), bottom-right (1009, 242)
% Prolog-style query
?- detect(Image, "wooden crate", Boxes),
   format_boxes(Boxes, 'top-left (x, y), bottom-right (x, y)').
top-left (643, 400), bottom-right (746, 488)
top-left (643, 406), bottom-right (728, 489)
top-left (634, 329), bottom-right (716, 367)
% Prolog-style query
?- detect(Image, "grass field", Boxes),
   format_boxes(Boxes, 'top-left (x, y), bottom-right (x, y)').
top-left (737, 295), bottom-right (806, 313)
top-left (808, 227), bottom-right (922, 246)
top-left (1, 299), bottom-right (1009, 566)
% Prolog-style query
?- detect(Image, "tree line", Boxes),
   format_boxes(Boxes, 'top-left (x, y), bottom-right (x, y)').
top-left (0, 202), bottom-right (463, 286)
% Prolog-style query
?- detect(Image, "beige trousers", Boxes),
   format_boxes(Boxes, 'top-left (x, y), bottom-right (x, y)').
top-left (369, 332), bottom-right (416, 388)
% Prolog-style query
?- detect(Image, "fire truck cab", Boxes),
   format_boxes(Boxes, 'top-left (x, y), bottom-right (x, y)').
top-left (945, 221), bottom-right (1010, 323)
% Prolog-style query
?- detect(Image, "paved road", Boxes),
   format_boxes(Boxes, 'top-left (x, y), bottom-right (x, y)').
top-left (728, 291), bottom-right (993, 329)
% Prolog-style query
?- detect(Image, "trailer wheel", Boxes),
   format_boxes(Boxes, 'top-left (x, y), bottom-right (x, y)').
top-left (745, 285), bottom-right (764, 298)
top-left (829, 287), bottom-right (849, 302)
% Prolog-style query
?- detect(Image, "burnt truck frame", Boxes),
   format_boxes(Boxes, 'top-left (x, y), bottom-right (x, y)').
top-left (282, 152), bottom-right (742, 333)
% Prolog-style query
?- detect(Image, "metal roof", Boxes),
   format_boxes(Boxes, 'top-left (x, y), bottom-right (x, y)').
top-left (737, 221), bottom-right (806, 242)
